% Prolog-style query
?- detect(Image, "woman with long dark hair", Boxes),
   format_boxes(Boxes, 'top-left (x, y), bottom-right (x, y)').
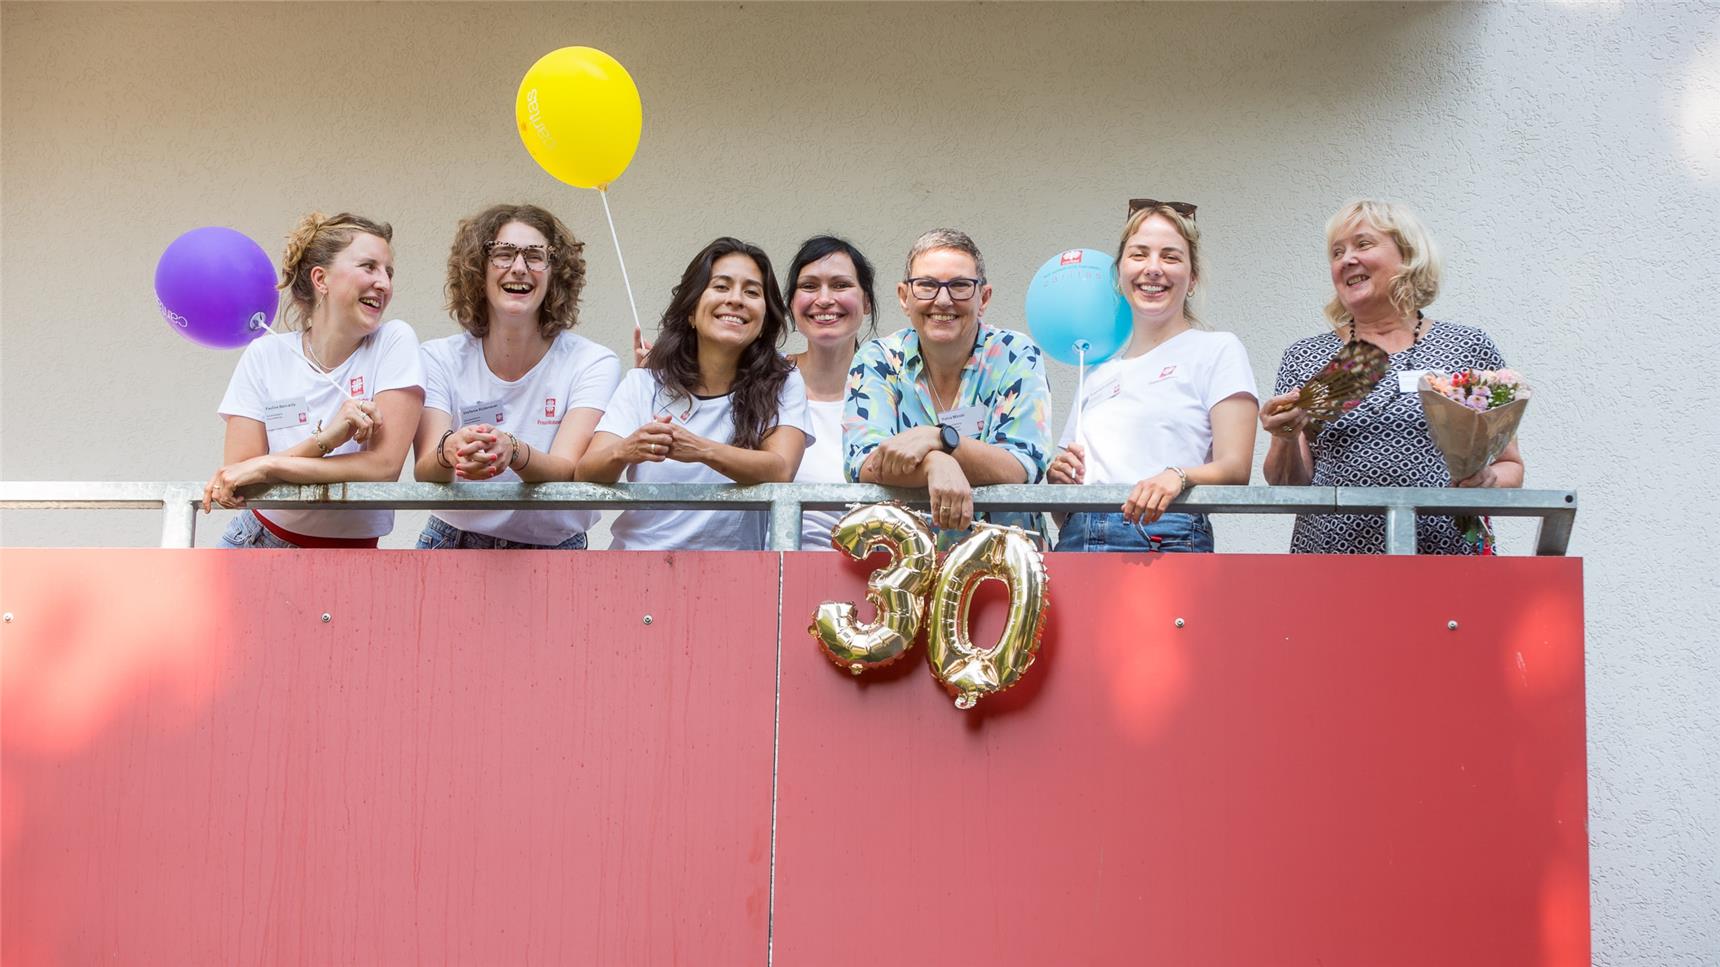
top-left (579, 237), bottom-right (811, 549)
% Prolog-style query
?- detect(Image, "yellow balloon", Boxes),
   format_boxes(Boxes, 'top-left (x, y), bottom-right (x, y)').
top-left (924, 524), bottom-right (1049, 710)
top-left (809, 503), bottom-right (939, 675)
top-left (515, 46), bottom-right (643, 189)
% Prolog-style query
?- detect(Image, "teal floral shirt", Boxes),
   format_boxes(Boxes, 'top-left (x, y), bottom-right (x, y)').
top-left (843, 323), bottom-right (1053, 548)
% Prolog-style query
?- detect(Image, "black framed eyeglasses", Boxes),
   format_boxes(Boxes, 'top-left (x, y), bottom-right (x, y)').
top-left (484, 242), bottom-right (552, 271)
top-left (1128, 198), bottom-right (1198, 220)
top-left (906, 277), bottom-right (984, 301)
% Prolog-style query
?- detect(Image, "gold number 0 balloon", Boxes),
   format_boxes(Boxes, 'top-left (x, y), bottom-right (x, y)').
top-left (925, 524), bottom-right (1050, 709)
top-left (810, 503), bottom-right (939, 675)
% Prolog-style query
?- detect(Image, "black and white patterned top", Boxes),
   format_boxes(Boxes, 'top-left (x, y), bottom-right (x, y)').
top-left (1273, 320), bottom-right (1508, 555)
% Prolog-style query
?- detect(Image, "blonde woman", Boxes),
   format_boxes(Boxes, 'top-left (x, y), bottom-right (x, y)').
top-left (1261, 199), bottom-right (1524, 554)
top-left (204, 212), bottom-right (425, 547)
top-left (1047, 200), bottom-right (1259, 552)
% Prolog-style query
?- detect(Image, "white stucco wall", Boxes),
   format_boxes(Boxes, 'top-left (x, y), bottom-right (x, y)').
top-left (3, 2), bottom-right (1717, 961)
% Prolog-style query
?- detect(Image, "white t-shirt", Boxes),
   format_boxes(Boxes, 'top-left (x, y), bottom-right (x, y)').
top-left (595, 368), bottom-right (813, 550)
top-left (421, 330), bottom-right (620, 543)
top-left (796, 398), bottom-right (847, 551)
top-left (217, 319), bottom-right (424, 538)
top-left (1059, 328), bottom-right (1258, 486)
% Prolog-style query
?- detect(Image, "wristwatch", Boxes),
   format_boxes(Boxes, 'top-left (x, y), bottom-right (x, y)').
top-left (938, 423), bottom-right (961, 453)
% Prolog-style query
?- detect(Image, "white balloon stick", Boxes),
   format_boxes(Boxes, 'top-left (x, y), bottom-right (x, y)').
top-left (599, 186), bottom-right (645, 336)
top-left (1074, 342), bottom-right (1088, 451)
top-left (255, 319), bottom-right (347, 395)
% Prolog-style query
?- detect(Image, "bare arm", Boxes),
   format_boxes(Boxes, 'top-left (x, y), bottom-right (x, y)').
top-left (204, 388), bottom-right (424, 511)
top-left (857, 428), bottom-right (1028, 486)
top-left (669, 422), bottom-right (807, 485)
top-left (1260, 389), bottom-right (1315, 486)
top-left (1121, 394), bottom-right (1259, 525)
top-left (576, 419), bottom-right (675, 484)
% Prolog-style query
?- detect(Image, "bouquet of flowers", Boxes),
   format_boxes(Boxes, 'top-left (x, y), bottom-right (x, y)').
top-left (1418, 369), bottom-right (1531, 554)
top-left (1417, 369), bottom-right (1530, 480)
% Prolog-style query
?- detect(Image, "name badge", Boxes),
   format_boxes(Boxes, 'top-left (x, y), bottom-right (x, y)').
top-left (264, 396), bottom-right (311, 432)
top-left (459, 400), bottom-right (506, 427)
top-left (1397, 370), bottom-right (1433, 393)
top-left (937, 404), bottom-right (986, 439)
top-left (1084, 375), bottom-right (1123, 407)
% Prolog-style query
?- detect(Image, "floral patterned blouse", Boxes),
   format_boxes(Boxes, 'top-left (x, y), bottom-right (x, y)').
top-left (843, 323), bottom-right (1053, 548)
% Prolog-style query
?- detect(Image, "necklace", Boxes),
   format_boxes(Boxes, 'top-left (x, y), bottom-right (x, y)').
top-left (303, 328), bottom-right (332, 373)
top-left (924, 371), bottom-right (957, 416)
top-left (1349, 313), bottom-right (1425, 353)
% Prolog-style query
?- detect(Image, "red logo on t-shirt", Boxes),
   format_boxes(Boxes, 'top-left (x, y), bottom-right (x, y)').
top-left (349, 376), bottom-right (365, 397)
top-left (1059, 249), bottom-right (1083, 265)
top-left (297, 412), bottom-right (308, 424)
top-left (545, 397), bottom-right (557, 418)
top-left (1158, 365), bottom-right (1177, 379)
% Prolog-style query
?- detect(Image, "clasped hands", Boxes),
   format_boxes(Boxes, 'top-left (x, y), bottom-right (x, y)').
top-left (202, 398), bottom-right (380, 512)
top-left (620, 415), bottom-right (713, 467)
top-left (442, 422), bottom-right (518, 480)
top-left (1048, 443), bottom-right (1186, 525)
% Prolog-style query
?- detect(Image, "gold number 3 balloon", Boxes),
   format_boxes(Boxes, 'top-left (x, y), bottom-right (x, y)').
top-left (810, 503), bottom-right (939, 675)
top-left (925, 524), bottom-right (1050, 709)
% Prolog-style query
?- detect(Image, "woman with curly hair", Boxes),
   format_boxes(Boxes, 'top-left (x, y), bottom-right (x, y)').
top-left (579, 237), bottom-right (811, 550)
top-left (412, 203), bottom-right (620, 549)
top-left (204, 212), bottom-right (424, 547)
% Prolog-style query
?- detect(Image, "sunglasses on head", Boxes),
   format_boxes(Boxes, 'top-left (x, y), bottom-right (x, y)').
top-left (1128, 198), bottom-right (1198, 220)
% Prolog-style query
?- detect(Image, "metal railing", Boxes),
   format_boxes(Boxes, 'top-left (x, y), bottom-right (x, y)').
top-left (0, 481), bottom-right (1578, 554)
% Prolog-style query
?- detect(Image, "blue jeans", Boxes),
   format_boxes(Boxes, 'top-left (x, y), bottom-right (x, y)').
top-left (1054, 512), bottom-right (1215, 553)
top-left (218, 510), bottom-right (300, 549)
top-left (416, 516), bottom-right (589, 550)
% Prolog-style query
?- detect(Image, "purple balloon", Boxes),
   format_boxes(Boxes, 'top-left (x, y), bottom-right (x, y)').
top-left (153, 227), bottom-right (278, 349)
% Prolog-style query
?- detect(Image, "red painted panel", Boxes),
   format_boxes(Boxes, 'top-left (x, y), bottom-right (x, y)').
top-left (1, 550), bottom-right (779, 966)
top-left (774, 553), bottom-right (1587, 967)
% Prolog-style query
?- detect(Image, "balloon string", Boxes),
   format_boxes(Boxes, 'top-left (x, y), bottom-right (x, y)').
top-left (259, 320), bottom-right (347, 395)
top-left (599, 186), bottom-right (645, 335)
top-left (1074, 344), bottom-right (1087, 449)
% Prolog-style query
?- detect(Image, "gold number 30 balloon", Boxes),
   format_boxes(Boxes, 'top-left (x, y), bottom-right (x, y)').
top-left (810, 503), bottom-right (939, 675)
top-left (925, 524), bottom-right (1050, 709)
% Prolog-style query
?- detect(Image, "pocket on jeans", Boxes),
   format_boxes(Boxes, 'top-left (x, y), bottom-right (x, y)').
top-left (220, 513), bottom-right (260, 548)
top-left (416, 523), bottom-right (459, 550)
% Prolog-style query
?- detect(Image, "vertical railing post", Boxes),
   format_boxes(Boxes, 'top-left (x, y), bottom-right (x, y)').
top-left (159, 485), bottom-right (198, 548)
top-left (767, 490), bottom-right (802, 552)
top-left (1383, 504), bottom-right (1417, 555)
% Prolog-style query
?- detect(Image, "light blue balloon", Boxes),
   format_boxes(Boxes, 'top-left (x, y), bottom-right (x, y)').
top-left (1024, 248), bottom-right (1132, 366)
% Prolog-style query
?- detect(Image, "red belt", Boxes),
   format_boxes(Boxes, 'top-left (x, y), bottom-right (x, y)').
top-left (254, 511), bottom-right (381, 549)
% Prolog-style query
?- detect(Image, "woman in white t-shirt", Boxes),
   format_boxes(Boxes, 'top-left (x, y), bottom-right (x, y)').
top-left (1047, 201), bottom-right (1259, 552)
top-left (781, 236), bottom-right (878, 550)
top-left (205, 212), bottom-right (425, 548)
top-left (579, 237), bottom-right (812, 550)
top-left (411, 204), bottom-right (620, 549)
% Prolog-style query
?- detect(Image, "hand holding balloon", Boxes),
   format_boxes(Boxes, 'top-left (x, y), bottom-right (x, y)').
top-left (1047, 443), bottom-right (1086, 485)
